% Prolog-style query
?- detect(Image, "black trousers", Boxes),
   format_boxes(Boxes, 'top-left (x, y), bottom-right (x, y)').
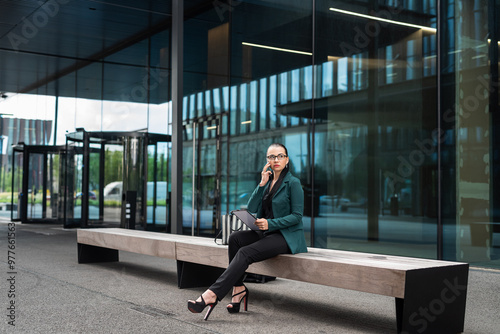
top-left (209, 230), bottom-right (290, 300)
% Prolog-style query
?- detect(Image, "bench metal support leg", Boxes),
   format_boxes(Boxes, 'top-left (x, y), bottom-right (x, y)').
top-left (78, 243), bottom-right (119, 263)
top-left (395, 264), bottom-right (469, 334)
top-left (177, 260), bottom-right (225, 289)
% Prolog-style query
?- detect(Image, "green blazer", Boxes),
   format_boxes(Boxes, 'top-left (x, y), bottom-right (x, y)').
top-left (247, 172), bottom-right (308, 254)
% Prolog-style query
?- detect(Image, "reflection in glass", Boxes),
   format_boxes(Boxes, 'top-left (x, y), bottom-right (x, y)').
top-left (315, 0), bottom-right (438, 257)
top-left (447, 0), bottom-right (496, 266)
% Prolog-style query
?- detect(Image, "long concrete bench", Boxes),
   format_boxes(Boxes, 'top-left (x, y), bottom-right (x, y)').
top-left (77, 228), bottom-right (468, 334)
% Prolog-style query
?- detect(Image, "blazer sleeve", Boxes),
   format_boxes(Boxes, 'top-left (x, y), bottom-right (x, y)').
top-left (247, 183), bottom-right (266, 214)
top-left (267, 177), bottom-right (304, 231)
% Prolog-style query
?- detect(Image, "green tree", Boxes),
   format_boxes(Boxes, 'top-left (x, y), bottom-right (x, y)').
top-left (104, 149), bottom-right (123, 184)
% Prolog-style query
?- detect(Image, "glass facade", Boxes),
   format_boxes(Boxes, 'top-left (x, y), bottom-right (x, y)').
top-left (0, 0), bottom-right (498, 268)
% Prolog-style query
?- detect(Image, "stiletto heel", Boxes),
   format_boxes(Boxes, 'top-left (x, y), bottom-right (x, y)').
top-left (203, 303), bottom-right (216, 321)
top-left (227, 286), bottom-right (249, 313)
top-left (187, 295), bottom-right (218, 321)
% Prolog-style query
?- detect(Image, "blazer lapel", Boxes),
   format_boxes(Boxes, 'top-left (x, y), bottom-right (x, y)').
top-left (274, 173), bottom-right (290, 197)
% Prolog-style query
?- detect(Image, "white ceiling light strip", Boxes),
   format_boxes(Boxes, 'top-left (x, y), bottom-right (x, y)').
top-left (242, 42), bottom-right (312, 56)
top-left (329, 8), bottom-right (437, 33)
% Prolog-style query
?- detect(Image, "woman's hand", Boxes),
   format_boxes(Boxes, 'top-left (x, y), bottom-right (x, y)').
top-left (255, 218), bottom-right (268, 230)
top-left (260, 162), bottom-right (272, 186)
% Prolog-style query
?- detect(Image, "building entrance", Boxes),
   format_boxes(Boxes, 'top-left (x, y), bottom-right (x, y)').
top-left (63, 129), bottom-right (171, 229)
top-left (11, 144), bottom-right (65, 224)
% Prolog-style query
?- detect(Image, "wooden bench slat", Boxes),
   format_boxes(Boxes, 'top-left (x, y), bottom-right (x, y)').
top-left (176, 242), bottom-right (228, 268)
top-left (248, 255), bottom-right (407, 298)
top-left (78, 229), bottom-right (177, 259)
top-left (300, 248), bottom-right (461, 270)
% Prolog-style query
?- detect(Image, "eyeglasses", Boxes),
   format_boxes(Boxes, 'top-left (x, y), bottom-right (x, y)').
top-left (267, 154), bottom-right (288, 161)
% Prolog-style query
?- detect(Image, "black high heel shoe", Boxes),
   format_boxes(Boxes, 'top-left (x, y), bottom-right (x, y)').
top-left (187, 295), bottom-right (218, 321)
top-left (227, 286), bottom-right (249, 313)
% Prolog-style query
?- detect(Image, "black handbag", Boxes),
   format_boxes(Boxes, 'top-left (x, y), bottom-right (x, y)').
top-left (215, 213), bottom-right (250, 245)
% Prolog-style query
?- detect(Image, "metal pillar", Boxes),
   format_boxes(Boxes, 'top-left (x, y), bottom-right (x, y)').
top-left (171, 0), bottom-right (184, 234)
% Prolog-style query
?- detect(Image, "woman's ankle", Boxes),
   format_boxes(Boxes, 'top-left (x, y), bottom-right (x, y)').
top-left (203, 290), bottom-right (217, 303)
top-left (232, 285), bottom-right (245, 295)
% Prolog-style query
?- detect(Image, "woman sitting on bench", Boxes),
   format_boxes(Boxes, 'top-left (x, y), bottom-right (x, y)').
top-left (188, 143), bottom-right (308, 320)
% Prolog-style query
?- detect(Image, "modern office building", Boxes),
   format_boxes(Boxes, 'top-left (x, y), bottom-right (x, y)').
top-left (0, 0), bottom-right (498, 268)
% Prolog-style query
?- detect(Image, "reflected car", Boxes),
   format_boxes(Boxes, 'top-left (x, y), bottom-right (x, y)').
top-left (75, 191), bottom-right (97, 200)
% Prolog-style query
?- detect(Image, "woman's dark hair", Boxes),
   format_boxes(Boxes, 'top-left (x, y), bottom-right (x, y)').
top-left (268, 143), bottom-right (288, 156)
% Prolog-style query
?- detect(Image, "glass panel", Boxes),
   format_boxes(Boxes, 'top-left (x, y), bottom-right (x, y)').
top-left (27, 153), bottom-right (44, 220)
top-left (240, 84), bottom-right (248, 134)
top-left (446, 0), bottom-right (496, 267)
top-left (197, 92), bottom-right (204, 118)
top-left (11, 150), bottom-right (23, 221)
top-left (182, 123), bottom-right (195, 234)
top-left (316, 0), bottom-right (438, 257)
top-left (75, 63), bottom-right (102, 130)
top-left (149, 102), bottom-right (170, 135)
top-left (269, 75), bottom-right (277, 129)
top-left (103, 144), bottom-right (123, 224)
top-left (337, 57), bottom-right (348, 93)
top-left (228, 0), bottom-right (313, 245)
top-left (46, 153), bottom-right (60, 220)
top-left (183, 1), bottom-right (230, 235)
top-left (494, 0), bottom-right (500, 268)
top-left (56, 97), bottom-right (78, 145)
top-left (259, 78), bottom-right (267, 131)
top-left (146, 143), bottom-right (169, 229)
top-left (88, 144), bottom-right (101, 221)
top-left (102, 59), bottom-right (149, 132)
top-left (285, 132), bottom-right (311, 244)
top-left (182, 119), bottom-right (220, 236)
top-left (322, 61), bottom-right (334, 97)
top-left (197, 129), bottom-right (218, 235)
top-left (72, 148), bottom-right (84, 220)
top-left (157, 142), bottom-right (170, 227)
top-left (249, 81), bottom-right (258, 132)
top-left (1, 131), bottom-right (11, 211)
top-left (230, 86), bottom-right (238, 135)
top-left (291, 69), bottom-right (300, 103)
top-left (151, 26), bottom-right (172, 100)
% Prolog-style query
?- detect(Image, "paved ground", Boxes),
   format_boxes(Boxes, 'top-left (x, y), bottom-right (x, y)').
top-left (0, 221), bottom-right (498, 333)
